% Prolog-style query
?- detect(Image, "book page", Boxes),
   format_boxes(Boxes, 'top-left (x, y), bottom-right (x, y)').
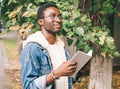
top-left (69, 50), bottom-right (92, 78)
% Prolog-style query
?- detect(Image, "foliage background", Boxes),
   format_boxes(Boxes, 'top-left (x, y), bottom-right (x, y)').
top-left (0, 0), bottom-right (120, 58)
top-left (1, 0), bottom-right (120, 89)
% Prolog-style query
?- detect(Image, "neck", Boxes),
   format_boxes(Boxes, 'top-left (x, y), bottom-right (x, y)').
top-left (41, 30), bottom-right (57, 44)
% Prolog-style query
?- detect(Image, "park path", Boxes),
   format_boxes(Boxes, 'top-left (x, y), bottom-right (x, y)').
top-left (0, 38), bottom-right (10, 89)
top-left (0, 31), bottom-right (19, 89)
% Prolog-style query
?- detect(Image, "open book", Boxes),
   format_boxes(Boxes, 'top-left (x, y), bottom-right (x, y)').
top-left (69, 50), bottom-right (92, 78)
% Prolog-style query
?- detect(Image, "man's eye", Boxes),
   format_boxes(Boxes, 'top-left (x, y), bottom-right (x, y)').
top-left (50, 14), bottom-right (56, 19)
top-left (58, 14), bottom-right (62, 19)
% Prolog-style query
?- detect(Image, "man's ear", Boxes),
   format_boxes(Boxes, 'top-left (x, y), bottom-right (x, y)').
top-left (38, 19), bottom-right (44, 26)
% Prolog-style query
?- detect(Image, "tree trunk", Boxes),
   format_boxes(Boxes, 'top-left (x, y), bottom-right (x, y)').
top-left (89, 54), bottom-right (112, 89)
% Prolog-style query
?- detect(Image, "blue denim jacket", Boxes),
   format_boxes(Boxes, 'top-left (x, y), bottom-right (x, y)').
top-left (20, 42), bottom-right (73, 89)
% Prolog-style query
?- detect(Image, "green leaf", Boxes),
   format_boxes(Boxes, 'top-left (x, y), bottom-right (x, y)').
top-left (62, 11), bottom-right (69, 19)
top-left (34, 0), bottom-right (41, 4)
top-left (66, 31), bottom-right (74, 38)
top-left (67, 38), bottom-right (73, 46)
top-left (80, 15), bottom-right (87, 22)
top-left (72, 9), bottom-right (80, 19)
top-left (74, 27), bottom-right (84, 36)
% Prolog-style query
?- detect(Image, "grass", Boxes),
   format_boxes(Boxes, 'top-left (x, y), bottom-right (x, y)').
top-left (4, 38), bottom-right (19, 63)
top-left (4, 39), bottom-right (17, 48)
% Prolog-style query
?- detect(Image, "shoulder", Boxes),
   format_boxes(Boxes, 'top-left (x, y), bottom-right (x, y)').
top-left (24, 42), bottom-right (44, 51)
top-left (21, 42), bottom-right (45, 58)
top-left (20, 42), bottom-right (48, 65)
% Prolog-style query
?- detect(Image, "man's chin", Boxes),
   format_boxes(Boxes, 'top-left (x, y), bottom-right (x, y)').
top-left (54, 29), bottom-right (60, 33)
top-left (46, 29), bottom-right (60, 35)
top-left (52, 30), bottom-right (60, 35)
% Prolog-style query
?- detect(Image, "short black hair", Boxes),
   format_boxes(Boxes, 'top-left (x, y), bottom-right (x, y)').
top-left (37, 2), bottom-right (58, 20)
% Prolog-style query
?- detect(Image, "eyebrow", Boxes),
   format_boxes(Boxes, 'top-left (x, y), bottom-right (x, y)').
top-left (46, 13), bottom-right (62, 15)
top-left (49, 13), bottom-right (61, 15)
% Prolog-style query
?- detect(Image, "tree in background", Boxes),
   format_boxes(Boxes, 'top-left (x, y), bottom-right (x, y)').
top-left (0, 0), bottom-right (120, 89)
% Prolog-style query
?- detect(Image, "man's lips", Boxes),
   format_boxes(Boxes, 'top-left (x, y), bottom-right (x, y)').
top-left (54, 24), bottom-right (61, 28)
top-left (54, 25), bottom-right (61, 28)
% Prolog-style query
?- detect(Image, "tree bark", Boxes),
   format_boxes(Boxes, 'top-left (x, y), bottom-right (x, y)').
top-left (89, 54), bottom-right (112, 89)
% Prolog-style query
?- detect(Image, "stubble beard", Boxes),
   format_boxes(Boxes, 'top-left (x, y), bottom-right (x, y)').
top-left (45, 28), bottom-right (60, 35)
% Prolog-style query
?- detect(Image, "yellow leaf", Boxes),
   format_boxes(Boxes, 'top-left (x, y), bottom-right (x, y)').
top-left (9, 25), bottom-right (20, 30)
top-left (9, 6), bottom-right (23, 18)
top-left (21, 23), bottom-right (28, 29)
top-left (11, 18), bottom-right (16, 23)
top-left (118, 12), bottom-right (120, 17)
top-left (26, 23), bottom-right (34, 29)
top-left (8, 11), bottom-right (16, 18)
top-left (99, 35), bottom-right (106, 45)
top-left (22, 11), bottom-right (29, 17)
top-left (16, 6), bottom-right (23, 13)
top-left (30, 11), bottom-right (37, 16)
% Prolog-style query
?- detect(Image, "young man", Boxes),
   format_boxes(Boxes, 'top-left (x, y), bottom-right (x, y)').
top-left (20, 2), bottom-right (77, 89)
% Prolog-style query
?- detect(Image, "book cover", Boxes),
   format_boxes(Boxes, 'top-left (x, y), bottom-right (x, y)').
top-left (69, 50), bottom-right (92, 78)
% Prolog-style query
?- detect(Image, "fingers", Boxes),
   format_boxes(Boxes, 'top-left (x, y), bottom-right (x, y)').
top-left (57, 61), bottom-right (77, 76)
top-left (65, 61), bottom-right (77, 75)
top-left (65, 67), bottom-right (76, 75)
top-left (69, 61), bottom-right (77, 66)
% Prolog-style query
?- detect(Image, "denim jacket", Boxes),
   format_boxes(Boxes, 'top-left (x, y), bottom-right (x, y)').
top-left (20, 42), bottom-right (73, 89)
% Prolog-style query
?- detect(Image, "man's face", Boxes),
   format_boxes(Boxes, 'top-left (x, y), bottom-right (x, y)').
top-left (42, 7), bottom-right (62, 34)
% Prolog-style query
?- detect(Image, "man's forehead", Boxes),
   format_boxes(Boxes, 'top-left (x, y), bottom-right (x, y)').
top-left (44, 7), bottom-right (60, 15)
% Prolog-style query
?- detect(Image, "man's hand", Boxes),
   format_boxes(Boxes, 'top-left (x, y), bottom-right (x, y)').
top-left (54, 61), bottom-right (77, 78)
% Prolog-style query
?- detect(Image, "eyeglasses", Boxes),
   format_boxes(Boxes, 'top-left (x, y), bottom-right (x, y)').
top-left (43, 13), bottom-right (62, 20)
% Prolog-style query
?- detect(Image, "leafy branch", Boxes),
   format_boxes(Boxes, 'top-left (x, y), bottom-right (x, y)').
top-left (0, 0), bottom-right (120, 58)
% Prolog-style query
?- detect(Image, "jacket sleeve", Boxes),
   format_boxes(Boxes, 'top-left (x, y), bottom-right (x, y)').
top-left (20, 43), bottom-right (52, 89)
